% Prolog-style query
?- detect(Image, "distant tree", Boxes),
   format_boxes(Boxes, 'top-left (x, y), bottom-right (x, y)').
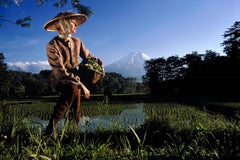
top-left (101, 72), bottom-right (138, 94)
top-left (0, 53), bottom-right (10, 99)
top-left (0, 0), bottom-right (93, 27)
top-left (183, 51), bottom-right (203, 68)
top-left (165, 55), bottom-right (184, 81)
top-left (6, 70), bottom-right (51, 98)
top-left (122, 77), bottom-right (137, 93)
top-left (136, 82), bottom-right (148, 93)
top-left (143, 56), bottom-right (187, 95)
top-left (203, 50), bottom-right (220, 61)
top-left (221, 21), bottom-right (240, 60)
top-left (7, 71), bottom-right (28, 98)
top-left (143, 58), bottom-right (166, 94)
top-left (180, 51), bottom-right (240, 96)
top-left (39, 70), bottom-right (55, 95)
top-left (22, 73), bottom-right (45, 97)
top-left (11, 84), bottom-right (25, 98)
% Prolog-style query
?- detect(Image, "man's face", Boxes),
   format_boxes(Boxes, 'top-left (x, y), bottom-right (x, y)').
top-left (69, 19), bottom-right (77, 34)
top-left (58, 19), bottom-right (77, 35)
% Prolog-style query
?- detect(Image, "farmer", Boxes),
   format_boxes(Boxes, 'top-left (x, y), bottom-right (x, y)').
top-left (43, 11), bottom-right (104, 139)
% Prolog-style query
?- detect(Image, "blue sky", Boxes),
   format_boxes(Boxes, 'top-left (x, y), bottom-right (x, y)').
top-left (1, 0), bottom-right (240, 72)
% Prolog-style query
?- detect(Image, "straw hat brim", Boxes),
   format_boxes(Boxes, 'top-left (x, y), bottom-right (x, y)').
top-left (44, 13), bottom-right (88, 31)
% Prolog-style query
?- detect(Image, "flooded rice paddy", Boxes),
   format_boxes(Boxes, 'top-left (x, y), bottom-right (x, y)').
top-left (30, 103), bottom-right (145, 132)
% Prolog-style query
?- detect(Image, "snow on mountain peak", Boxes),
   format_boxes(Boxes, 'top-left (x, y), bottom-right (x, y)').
top-left (140, 52), bottom-right (151, 61)
top-left (105, 52), bottom-right (152, 81)
top-left (118, 52), bottom-right (151, 65)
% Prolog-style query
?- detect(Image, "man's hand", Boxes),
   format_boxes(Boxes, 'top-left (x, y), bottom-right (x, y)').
top-left (74, 76), bottom-right (90, 99)
top-left (81, 84), bottom-right (90, 99)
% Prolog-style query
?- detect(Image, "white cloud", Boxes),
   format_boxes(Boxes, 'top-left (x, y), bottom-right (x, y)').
top-left (7, 60), bottom-right (51, 73)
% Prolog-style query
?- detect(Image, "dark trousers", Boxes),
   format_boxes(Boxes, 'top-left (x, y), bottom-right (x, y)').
top-left (45, 82), bottom-right (81, 136)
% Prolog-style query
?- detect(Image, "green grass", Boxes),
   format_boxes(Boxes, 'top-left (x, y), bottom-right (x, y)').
top-left (144, 103), bottom-right (239, 131)
top-left (1, 101), bottom-right (240, 159)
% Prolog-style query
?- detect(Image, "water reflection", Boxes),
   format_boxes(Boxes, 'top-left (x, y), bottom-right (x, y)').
top-left (30, 103), bottom-right (145, 133)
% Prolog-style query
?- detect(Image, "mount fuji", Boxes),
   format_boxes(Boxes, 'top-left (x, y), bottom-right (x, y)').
top-left (104, 52), bottom-right (151, 81)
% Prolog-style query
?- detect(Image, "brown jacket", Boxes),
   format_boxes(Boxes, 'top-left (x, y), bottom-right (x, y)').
top-left (46, 36), bottom-right (95, 87)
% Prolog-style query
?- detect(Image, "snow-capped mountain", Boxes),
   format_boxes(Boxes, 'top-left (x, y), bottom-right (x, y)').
top-left (105, 52), bottom-right (151, 81)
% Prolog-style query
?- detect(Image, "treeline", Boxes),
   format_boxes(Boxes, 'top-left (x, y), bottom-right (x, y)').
top-left (3, 50), bottom-right (239, 99)
top-left (143, 51), bottom-right (240, 98)
top-left (0, 63), bottom-right (146, 98)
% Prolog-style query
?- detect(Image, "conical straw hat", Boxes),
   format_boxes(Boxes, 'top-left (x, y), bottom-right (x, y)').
top-left (44, 11), bottom-right (88, 31)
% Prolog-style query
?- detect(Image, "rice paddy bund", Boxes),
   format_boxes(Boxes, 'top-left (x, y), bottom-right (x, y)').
top-left (1, 101), bottom-right (240, 159)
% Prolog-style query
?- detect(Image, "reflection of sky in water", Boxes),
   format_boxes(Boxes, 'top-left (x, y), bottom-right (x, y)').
top-left (30, 103), bottom-right (145, 133)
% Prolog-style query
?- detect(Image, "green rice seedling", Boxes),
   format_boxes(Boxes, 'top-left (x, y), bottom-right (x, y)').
top-left (129, 125), bottom-right (148, 158)
top-left (5, 110), bottom-right (37, 159)
top-left (81, 102), bottom-right (138, 117)
top-left (163, 129), bottom-right (203, 159)
top-left (7, 102), bottom-right (55, 120)
top-left (24, 127), bottom-right (52, 160)
top-left (62, 136), bottom-right (115, 160)
top-left (143, 103), bottom-right (240, 132)
top-left (195, 124), bottom-right (220, 159)
top-left (118, 134), bottom-right (133, 158)
top-left (129, 125), bottom-right (146, 148)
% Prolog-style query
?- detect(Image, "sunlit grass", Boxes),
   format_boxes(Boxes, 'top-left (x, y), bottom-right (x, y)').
top-left (1, 101), bottom-right (240, 159)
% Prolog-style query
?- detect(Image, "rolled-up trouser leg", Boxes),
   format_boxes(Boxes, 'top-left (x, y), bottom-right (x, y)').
top-left (71, 85), bottom-right (81, 124)
top-left (44, 117), bottom-right (57, 136)
top-left (45, 83), bottom-right (79, 135)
